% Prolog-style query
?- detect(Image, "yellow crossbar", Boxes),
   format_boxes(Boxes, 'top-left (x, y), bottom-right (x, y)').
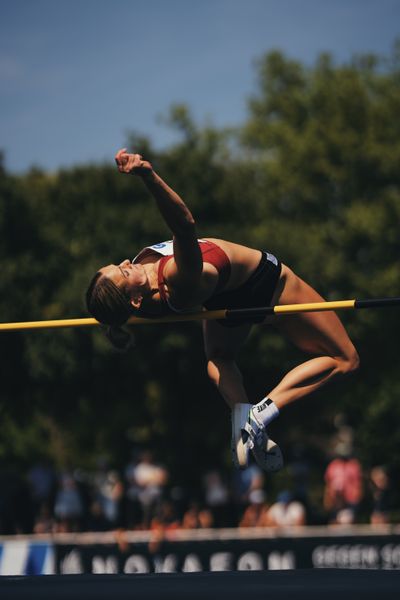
top-left (2, 297), bottom-right (400, 332)
top-left (6, 294), bottom-right (400, 333)
top-left (0, 310), bottom-right (227, 332)
top-left (273, 300), bottom-right (356, 314)
top-left (0, 299), bottom-right (361, 332)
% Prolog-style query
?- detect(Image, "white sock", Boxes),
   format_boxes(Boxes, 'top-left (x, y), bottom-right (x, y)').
top-left (252, 397), bottom-right (279, 428)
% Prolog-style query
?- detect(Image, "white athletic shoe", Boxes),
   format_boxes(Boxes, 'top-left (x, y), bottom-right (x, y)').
top-left (231, 403), bottom-right (284, 472)
top-left (231, 403), bottom-right (252, 469)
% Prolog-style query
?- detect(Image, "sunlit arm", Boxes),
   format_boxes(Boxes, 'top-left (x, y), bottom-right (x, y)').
top-left (114, 148), bottom-right (203, 285)
top-left (141, 170), bottom-right (203, 286)
top-left (141, 170), bottom-right (197, 238)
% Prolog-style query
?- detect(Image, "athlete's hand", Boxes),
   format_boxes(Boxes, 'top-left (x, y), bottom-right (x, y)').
top-left (115, 148), bottom-right (153, 175)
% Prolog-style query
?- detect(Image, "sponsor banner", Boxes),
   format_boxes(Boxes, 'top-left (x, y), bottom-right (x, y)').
top-left (55, 535), bottom-right (400, 574)
top-left (0, 541), bottom-right (55, 575)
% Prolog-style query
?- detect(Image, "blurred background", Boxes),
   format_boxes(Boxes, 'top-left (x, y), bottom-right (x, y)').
top-left (1, 0), bottom-right (400, 536)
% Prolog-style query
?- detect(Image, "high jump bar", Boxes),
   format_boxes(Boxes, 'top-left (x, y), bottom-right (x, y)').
top-left (0, 297), bottom-right (399, 332)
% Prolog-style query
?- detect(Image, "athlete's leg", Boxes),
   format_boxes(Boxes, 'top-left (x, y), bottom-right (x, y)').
top-left (244, 265), bottom-right (358, 473)
top-left (264, 265), bottom-right (360, 410)
top-left (202, 320), bottom-right (252, 410)
top-left (203, 320), bottom-right (283, 471)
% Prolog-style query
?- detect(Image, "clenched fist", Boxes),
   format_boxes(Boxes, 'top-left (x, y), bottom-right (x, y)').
top-left (115, 148), bottom-right (153, 175)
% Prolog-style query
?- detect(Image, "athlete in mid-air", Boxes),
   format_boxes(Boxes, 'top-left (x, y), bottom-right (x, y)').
top-left (86, 149), bottom-right (359, 472)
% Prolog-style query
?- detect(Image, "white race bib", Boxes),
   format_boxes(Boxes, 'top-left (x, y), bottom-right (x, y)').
top-left (132, 239), bottom-right (208, 263)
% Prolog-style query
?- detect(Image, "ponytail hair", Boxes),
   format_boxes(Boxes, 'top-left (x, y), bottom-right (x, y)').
top-left (102, 324), bottom-right (134, 352)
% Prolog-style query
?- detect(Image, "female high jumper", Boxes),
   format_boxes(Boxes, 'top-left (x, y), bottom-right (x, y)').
top-left (86, 149), bottom-right (359, 472)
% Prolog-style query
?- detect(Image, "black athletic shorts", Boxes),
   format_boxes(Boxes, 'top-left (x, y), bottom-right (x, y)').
top-left (204, 250), bottom-right (282, 327)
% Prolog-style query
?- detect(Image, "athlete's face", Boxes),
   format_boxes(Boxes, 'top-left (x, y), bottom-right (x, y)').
top-left (101, 260), bottom-right (148, 299)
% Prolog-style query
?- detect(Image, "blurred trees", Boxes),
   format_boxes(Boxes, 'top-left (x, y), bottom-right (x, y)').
top-left (0, 45), bottom-right (400, 487)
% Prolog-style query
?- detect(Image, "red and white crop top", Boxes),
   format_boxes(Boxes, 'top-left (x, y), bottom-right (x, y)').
top-left (132, 239), bottom-right (231, 312)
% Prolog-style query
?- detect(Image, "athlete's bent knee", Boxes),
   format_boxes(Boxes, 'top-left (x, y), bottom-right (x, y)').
top-left (339, 347), bottom-right (360, 375)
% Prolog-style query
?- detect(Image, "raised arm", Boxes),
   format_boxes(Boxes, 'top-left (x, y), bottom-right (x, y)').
top-left (115, 149), bottom-right (203, 287)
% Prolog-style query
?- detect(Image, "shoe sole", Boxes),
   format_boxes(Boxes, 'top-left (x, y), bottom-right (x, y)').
top-left (231, 403), bottom-right (251, 469)
top-left (252, 437), bottom-right (284, 473)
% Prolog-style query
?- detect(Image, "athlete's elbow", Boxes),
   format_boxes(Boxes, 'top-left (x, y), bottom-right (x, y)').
top-left (175, 217), bottom-right (196, 236)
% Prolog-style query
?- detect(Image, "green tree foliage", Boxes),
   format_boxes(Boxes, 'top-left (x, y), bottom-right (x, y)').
top-left (0, 45), bottom-right (399, 484)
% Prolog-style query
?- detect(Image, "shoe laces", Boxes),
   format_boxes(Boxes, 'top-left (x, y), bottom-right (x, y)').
top-left (244, 411), bottom-right (265, 449)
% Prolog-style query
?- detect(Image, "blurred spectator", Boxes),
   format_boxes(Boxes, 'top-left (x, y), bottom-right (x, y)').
top-left (262, 491), bottom-right (306, 527)
top-left (369, 466), bottom-right (392, 525)
top-left (255, 502), bottom-right (271, 527)
top-left (330, 414), bottom-right (355, 459)
top-left (94, 468), bottom-right (124, 526)
top-left (203, 470), bottom-right (229, 506)
top-left (150, 499), bottom-right (180, 531)
top-left (323, 453), bottom-right (363, 524)
top-left (180, 502), bottom-right (216, 529)
top-left (125, 450), bottom-right (168, 529)
top-left (203, 470), bottom-right (231, 527)
top-left (239, 502), bottom-right (266, 528)
top-left (86, 500), bottom-right (112, 532)
top-left (198, 507), bottom-right (214, 528)
top-left (27, 460), bottom-right (57, 517)
top-left (233, 465), bottom-right (267, 529)
top-left (181, 502), bottom-right (201, 529)
top-left (147, 499), bottom-right (180, 554)
top-left (33, 503), bottom-right (55, 534)
top-left (124, 461), bottom-right (143, 528)
top-left (232, 464), bottom-right (266, 507)
top-left (54, 473), bottom-right (84, 532)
